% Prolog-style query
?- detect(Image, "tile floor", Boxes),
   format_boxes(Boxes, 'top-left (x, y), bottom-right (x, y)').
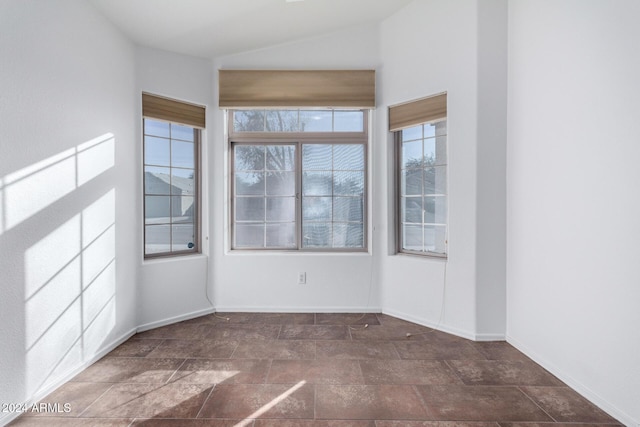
top-left (9, 313), bottom-right (621, 426)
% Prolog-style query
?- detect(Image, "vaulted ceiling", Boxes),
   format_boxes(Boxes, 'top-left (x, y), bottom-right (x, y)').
top-left (89, 0), bottom-right (413, 58)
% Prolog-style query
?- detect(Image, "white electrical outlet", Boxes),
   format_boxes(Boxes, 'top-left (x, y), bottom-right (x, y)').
top-left (297, 272), bottom-right (306, 284)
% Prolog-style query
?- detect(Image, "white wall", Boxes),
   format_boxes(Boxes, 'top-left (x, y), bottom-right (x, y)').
top-left (136, 47), bottom-right (215, 327)
top-left (211, 25), bottom-right (382, 312)
top-left (507, 1), bottom-right (640, 425)
top-left (377, 0), bottom-right (507, 339)
top-left (0, 0), bottom-right (138, 423)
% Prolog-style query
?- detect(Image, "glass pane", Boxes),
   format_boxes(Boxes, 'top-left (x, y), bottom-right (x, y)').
top-left (235, 145), bottom-right (265, 171)
top-left (423, 166), bottom-right (446, 195)
top-left (334, 145), bottom-right (364, 170)
top-left (266, 223), bottom-right (296, 247)
top-left (144, 120), bottom-right (170, 138)
top-left (401, 169), bottom-right (422, 196)
top-left (145, 225), bottom-right (171, 254)
top-left (145, 136), bottom-right (170, 166)
top-left (302, 222), bottom-right (331, 248)
top-left (266, 145), bottom-right (295, 171)
top-left (266, 171), bottom-right (295, 196)
top-left (424, 138), bottom-right (436, 167)
top-left (334, 197), bottom-right (363, 222)
top-left (234, 110), bottom-right (265, 132)
top-left (144, 166), bottom-right (170, 195)
top-left (424, 196), bottom-right (447, 224)
top-left (266, 197), bottom-right (295, 221)
top-left (402, 140), bottom-right (422, 168)
top-left (172, 140), bottom-right (194, 168)
top-left (236, 172), bottom-right (264, 196)
top-left (300, 110), bottom-right (332, 132)
top-left (333, 223), bottom-right (364, 248)
top-left (173, 195), bottom-right (194, 220)
top-left (170, 168), bottom-right (195, 196)
top-left (402, 125), bottom-right (422, 142)
top-left (236, 197), bottom-right (265, 221)
top-left (424, 225), bottom-right (447, 254)
top-left (266, 110), bottom-right (299, 132)
top-left (171, 124), bottom-right (194, 142)
top-left (334, 171), bottom-right (364, 196)
top-left (235, 224), bottom-right (264, 248)
top-left (424, 123), bottom-right (436, 138)
top-left (403, 224), bottom-right (422, 251)
top-left (303, 171), bottom-right (332, 196)
top-left (172, 223), bottom-right (195, 252)
top-left (334, 111), bottom-right (363, 132)
top-left (402, 197), bottom-right (422, 223)
top-left (145, 196), bottom-right (171, 224)
top-left (303, 144), bottom-right (332, 170)
top-left (302, 197), bottom-right (332, 221)
top-left (435, 136), bottom-right (447, 166)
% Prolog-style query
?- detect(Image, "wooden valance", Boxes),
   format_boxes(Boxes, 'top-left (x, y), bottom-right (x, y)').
top-left (219, 70), bottom-right (375, 108)
top-left (142, 93), bottom-right (206, 129)
top-left (389, 93), bottom-right (447, 132)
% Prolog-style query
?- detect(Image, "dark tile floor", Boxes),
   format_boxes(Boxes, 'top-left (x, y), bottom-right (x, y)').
top-left (9, 313), bottom-right (621, 426)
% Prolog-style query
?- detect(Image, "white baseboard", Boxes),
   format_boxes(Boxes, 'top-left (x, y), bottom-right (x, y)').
top-left (0, 328), bottom-right (136, 427)
top-left (381, 308), bottom-right (476, 341)
top-left (137, 306), bottom-right (216, 332)
top-left (213, 306), bottom-right (382, 314)
top-left (507, 334), bottom-right (637, 427)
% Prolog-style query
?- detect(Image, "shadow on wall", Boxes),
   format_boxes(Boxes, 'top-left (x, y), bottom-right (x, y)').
top-left (0, 133), bottom-right (118, 403)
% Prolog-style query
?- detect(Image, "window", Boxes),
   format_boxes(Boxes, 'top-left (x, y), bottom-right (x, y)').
top-left (143, 119), bottom-right (200, 257)
top-left (230, 109), bottom-right (367, 251)
top-left (397, 120), bottom-right (447, 256)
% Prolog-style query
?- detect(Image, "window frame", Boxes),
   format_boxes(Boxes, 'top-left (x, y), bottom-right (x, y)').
top-left (228, 109), bottom-right (369, 252)
top-left (143, 118), bottom-right (202, 259)
top-left (395, 118), bottom-right (448, 258)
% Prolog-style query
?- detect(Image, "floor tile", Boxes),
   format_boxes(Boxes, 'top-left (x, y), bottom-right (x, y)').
top-left (19, 382), bottom-right (112, 418)
top-left (350, 325), bottom-right (433, 341)
top-left (170, 359), bottom-right (270, 384)
top-left (81, 383), bottom-right (212, 418)
top-left (376, 423), bottom-right (499, 427)
top-left (499, 423), bottom-right (622, 427)
top-left (71, 357), bottom-right (183, 383)
top-left (146, 339), bottom-right (238, 359)
top-left (316, 313), bottom-right (380, 326)
top-left (106, 338), bottom-right (163, 357)
top-left (279, 325), bottom-right (348, 340)
top-left (232, 340), bottom-right (315, 359)
top-left (255, 421), bottom-right (376, 427)
top-left (394, 340), bottom-right (486, 360)
top-left (416, 385), bottom-right (553, 422)
top-left (360, 360), bottom-right (462, 385)
top-left (198, 383), bottom-right (314, 419)
top-left (251, 313), bottom-right (316, 324)
top-left (9, 418), bottom-right (132, 426)
top-left (267, 360), bottom-right (364, 384)
top-left (520, 386), bottom-right (620, 423)
top-left (447, 360), bottom-right (563, 386)
top-left (181, 312), bottom-right (256, 324)
top-left (132, 419), bottom-right (249, 427)
top-left (316, 384), bottom-right (430, 420)
top-left (206, 324), bottom-right (281, 341)
top-left (135, 323), bottom-right (211, 340)
top-left (315, 340), bottom-right (399, 360)
top-left (469, 342), bottom-right (535, 361)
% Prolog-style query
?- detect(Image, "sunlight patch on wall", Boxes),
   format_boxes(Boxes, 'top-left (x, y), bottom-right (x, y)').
top-left (20, 135), bottom-right (117, 395)
top-left (0, 133), bottom-right (114, 236)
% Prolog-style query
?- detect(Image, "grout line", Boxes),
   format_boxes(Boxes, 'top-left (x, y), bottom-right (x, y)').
top-left (165, 358), bottom-right (189, 384)
top-left (76, 383), bottom-right (115, 418)
top-left (194, 384), bottom-right (216, 419)
top-left (517, 385), bottom-right (558, 422)
top-left (442, 359), bottom-right (466, 385)
top-left (265, 359), bottom-right (274, 384)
